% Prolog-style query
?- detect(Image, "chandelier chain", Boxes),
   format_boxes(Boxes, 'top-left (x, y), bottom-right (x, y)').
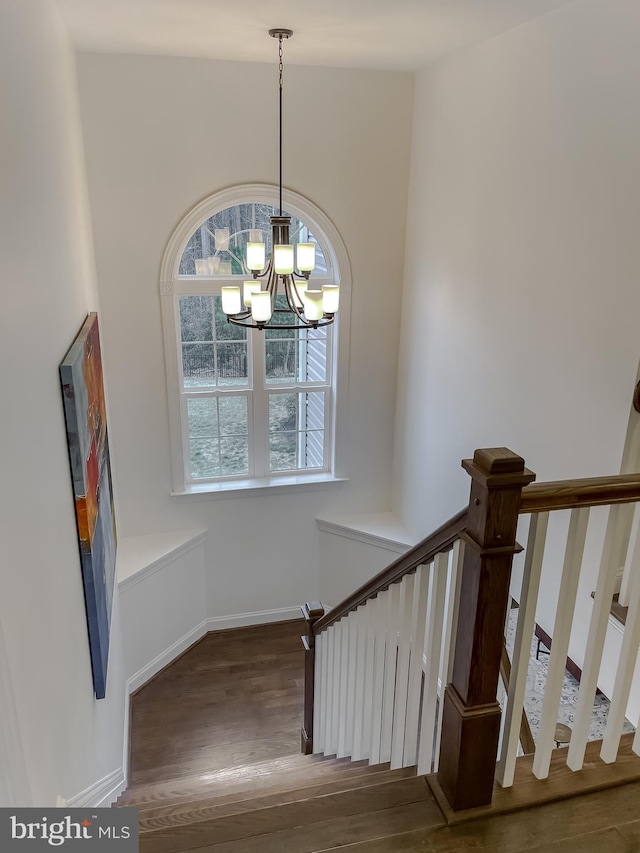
top-left (278, 35), bottom-right (283, 214)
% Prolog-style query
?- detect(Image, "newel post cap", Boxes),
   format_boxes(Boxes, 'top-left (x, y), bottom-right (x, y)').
top-left (301, 601), bottom-right (325, 621)
top-left (462, 447), bottom-right (536, 488)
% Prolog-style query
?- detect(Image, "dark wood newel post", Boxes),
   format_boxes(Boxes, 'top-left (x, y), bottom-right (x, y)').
top-left (301, 601), bottom-right (325, 755)
top-left (437, 448), bottom-right (535, 811)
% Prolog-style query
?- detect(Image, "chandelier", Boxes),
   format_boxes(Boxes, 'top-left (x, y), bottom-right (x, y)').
top-left (220, 29), bottom-right (339, 330)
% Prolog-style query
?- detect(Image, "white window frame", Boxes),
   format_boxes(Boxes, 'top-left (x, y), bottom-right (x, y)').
top-left (159, 184), bottom-right (352, 496)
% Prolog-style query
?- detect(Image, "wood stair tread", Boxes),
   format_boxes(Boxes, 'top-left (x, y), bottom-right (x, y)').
top-left (118, 755), bottom-right (397, 810)
top-left (138, 766), bottom-right (418, 831)
top-left (138, 776), bottom-right (441, 853)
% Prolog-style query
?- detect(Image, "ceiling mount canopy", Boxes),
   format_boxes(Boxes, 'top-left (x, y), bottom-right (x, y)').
top-left (221, 29), bottom-right (339, 331)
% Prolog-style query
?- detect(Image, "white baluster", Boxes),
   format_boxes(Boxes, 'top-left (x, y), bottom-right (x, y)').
top-left (390, 573), bottom-right (416, 769)
top-left (618, 505), bottom-right (639, 607)
top-left (313, 631), bottom-right (325, 754)
top-left (380, 583), bottom-right (401, 763)
top-left (343, 610), bottom-right (358, 759)
top-left (568, 503), bottom-right (627, 771)
top-left (417, 553), bottom-right (448, 775)
top-left (433, 542), bottom-right (464, 772)
top-left (533, 507), bottom-right (590, 779)
top-left (369, 589), bottom-right (391, 764)
top-left (337, 615), bottom-right (351, 758)
top-left (403, 564), bottom-right (431, 767)
top-left (496, 511), bottom-right (549, 788)
top-left (602, 507), bottom-right (640, 762)
top-left (352, 606), bottom-right (368, 760)
top-left (323, 624), bottom-right (335, 755)
top-left (360, 598), bottom-right (378, 760)
top-left (327, 622), bottom-right (342, 756)
top-left (443, 540), bottom-right (465, 686)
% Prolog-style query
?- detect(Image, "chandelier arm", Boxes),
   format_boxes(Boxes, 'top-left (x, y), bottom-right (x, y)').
top-left (268, 272), bottom-right (280, 315)
top-left (283, 275), bottom-right (307, 322)
top-left (252, 257), bottom-right (274, 280)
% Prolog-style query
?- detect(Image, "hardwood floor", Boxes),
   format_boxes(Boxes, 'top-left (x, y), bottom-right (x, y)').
top-left (127, 619), bottom-right (307, 787)
top-left (119, 619), bottom-right (640, 852)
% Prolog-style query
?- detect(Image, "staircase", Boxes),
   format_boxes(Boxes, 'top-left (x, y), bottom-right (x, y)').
top-left (116, 755), bottom-right (444, 851)
top-left (114, 445), bottom-right (640, 848)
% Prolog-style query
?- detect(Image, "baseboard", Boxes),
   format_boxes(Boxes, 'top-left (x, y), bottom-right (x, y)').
top-left (127, 621), bottom-right (209, 695)
top-left (205, 606), bottom-right (302, 632)
top-left (64, 767), bottom-right (126, 809)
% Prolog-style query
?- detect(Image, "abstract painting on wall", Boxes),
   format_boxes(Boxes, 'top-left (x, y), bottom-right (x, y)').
top-left (60, 313), bottom-right (117, 699)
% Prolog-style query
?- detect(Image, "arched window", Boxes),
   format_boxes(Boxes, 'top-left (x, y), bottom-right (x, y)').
top-left (160, 184), bottom-right (351, 494)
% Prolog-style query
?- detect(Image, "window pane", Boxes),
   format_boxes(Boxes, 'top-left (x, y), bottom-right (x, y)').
top-left (302, 337), bottom-right (327, 383)
top-left (269, 392), bottom-right (325, 472)
top-left (187, 398), bottom-right (218, 437)
top-left (187, 396), bottom-right (249, 479)
top-left (180, 296), bottom-right (248, 388)
top-left (214, 296), bottom-right (247, 342)
top-left (270, 432), bottom-right (297, 472)
top-left (216, 342), bottom-right (248, 386)
top-left (180, 295), bottom-right (213, 341)
top-left (218, 396), bottom-right (248, 437)
top-left (266, 338), bottom-right (297, 384)
top-left (220, 437), bottom-right (249, 476)
top-left (183, 343), bottom-right (216, 387)
top-left (265, 325), bottom-right (328, 385)
top-left (269, 393), bottom-right (297, 432)
top-left (190, 439), bottom-right (219, 479)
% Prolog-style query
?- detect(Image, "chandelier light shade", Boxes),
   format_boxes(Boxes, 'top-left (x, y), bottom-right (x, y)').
top-left (221, 29), bottom-right (339, 330)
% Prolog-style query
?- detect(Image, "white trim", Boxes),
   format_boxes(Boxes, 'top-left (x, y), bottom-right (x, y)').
top-left (171, 473), bottom-right (348, 500)
top-left (205, 606), bottom-right (302, 632)
top-left (122, 675), bottom-right (131, 788)
top-left (159, 183), bottom-right (352, 494)
top-left (0, 620), bottom-right (32, 807)
top-left (117, 530), bottom-right (207, 591)
top-left (127, 621), bottom-right (208, 695)
top-left (316, 517), bottom-right (413, 555)
top-left (64, 768), bottom-right (126, 809)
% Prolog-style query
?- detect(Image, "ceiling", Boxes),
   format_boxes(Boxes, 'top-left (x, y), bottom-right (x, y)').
top-left (56, 0), bottom-right (577, 72)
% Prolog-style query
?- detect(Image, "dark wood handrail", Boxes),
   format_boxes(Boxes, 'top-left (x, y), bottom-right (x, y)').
top-left (312, 507), bottom-right (467, 635)
top-left (519, 472), bottom-right (640, 514)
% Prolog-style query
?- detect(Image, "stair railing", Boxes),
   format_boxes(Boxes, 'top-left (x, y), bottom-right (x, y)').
top-left (302, 447), bottom-right (535, 811)
top-left (497, 471), bottom-right (640, 790)
top-left (302, 449), bottom-right (640, 814)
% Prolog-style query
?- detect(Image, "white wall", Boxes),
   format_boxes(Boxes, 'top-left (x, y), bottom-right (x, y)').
top-left (393, 0), bottom-right (640, 686)
top-left (118, 532), bottom-right (207, 687)
top-left (394, 0), bottom-right (640, 536)
top-left (75, 54), bottom-right (413, 617)
top-left (0, 0), bottom-right (126, 805)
